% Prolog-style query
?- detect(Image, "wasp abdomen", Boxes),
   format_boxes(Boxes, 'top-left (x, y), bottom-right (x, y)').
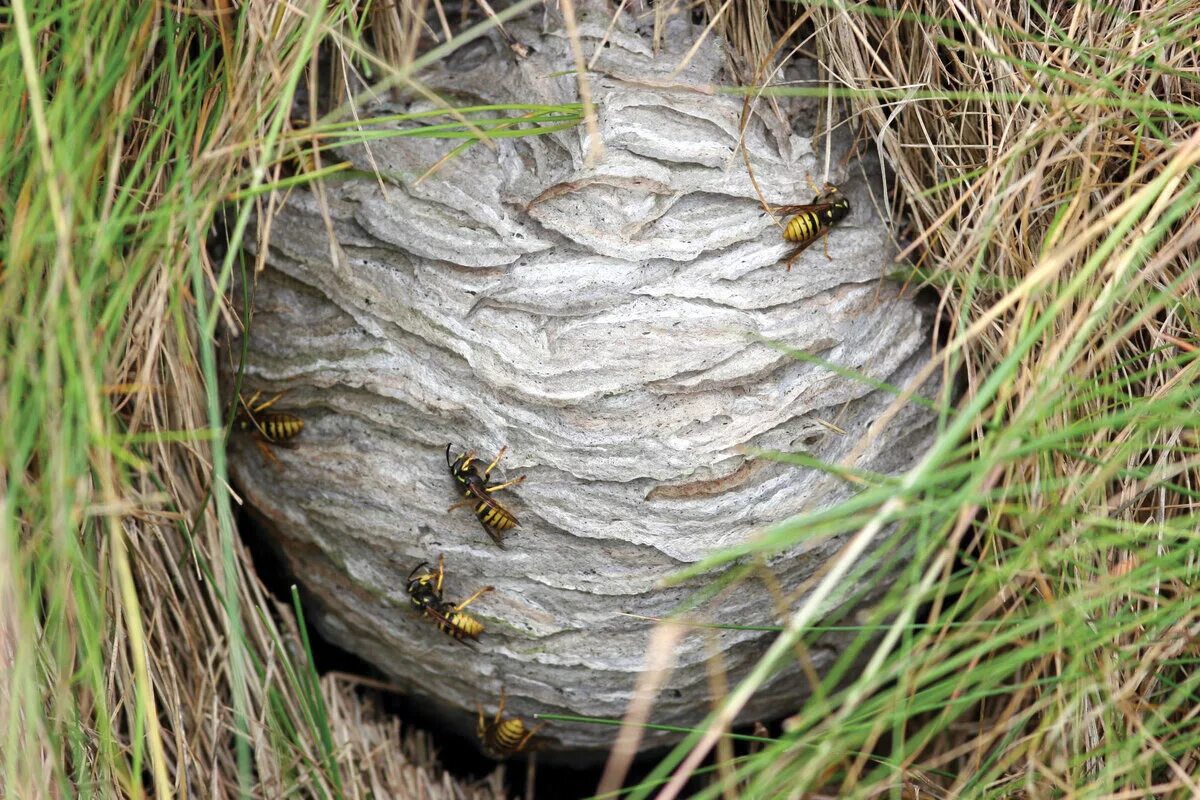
top-left (477, 690), bottom-right (545, 760)
top-left (784, 210), bottom-right (821, 243)
top-left (485, 719), bottom-right (532, 757)
top-left (255, 413), bottom-right (304, 442)
top-left (474, 499), bottom-right (518, 531)
top-left (783, 199), bottom-right (850, 244)
top-left (441, 610), bottom-right (485, 640)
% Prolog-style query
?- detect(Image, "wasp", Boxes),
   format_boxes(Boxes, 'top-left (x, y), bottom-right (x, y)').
top-left (236, 390), bottom-right (304, 464)
top-left (446, 444), bottom-right (526, 548)
top-left (776, 183), bottom-right (850, 271)
top-left (406, 554), bottom-right (494, 641)
top-left (477, 688), bottom-right (546, 759)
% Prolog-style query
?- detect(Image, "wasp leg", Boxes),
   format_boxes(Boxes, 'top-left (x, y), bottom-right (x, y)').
top-left (241, 389), bottom-right (284, 415)
top-left (485, 475), bottom-right (526, 493)
top-left (803, 173), bottom-right (838, 198)
top-left (436, 553), bottom-right (446, 594)
top-left (255, 438), bottom-right (282, 467)
top-left (482, 445), bottom-right (509, 479)
top-left (784, 232), bottom-right (831, 271)
top-left (496, 687), bottom-right (507, 724)
top-left (460, 450), bottom-right (478, 471)
top-left (454, 585), bottom-right (494, 613)
top-left (514, 721), bottom-right (547, 753)
top-left (251, 391), bottom-right (286, 414)
top-left (241, 390), bottom-right (263, 412)
top-left (448, 498), bottom-right (475, 512)
top-left (784, 243), bottom-right (809, 271)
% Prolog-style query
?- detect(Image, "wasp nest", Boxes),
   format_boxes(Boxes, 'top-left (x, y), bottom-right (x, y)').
top-left (230, 4), bottom-right (938, 755)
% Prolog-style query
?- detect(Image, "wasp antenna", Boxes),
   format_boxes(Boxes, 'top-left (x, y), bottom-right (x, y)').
top-left (408, 561), bottom-right (432, 581)
top-left (445, 443), bottom-right (454, 467)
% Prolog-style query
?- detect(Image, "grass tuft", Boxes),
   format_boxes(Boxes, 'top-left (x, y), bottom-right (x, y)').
top-left (0, 1), bottom-right (563, 797)
top-left (621, 1), bottom-right (1200, 797)
top-left (7, 0), bottom-right (1200, 797)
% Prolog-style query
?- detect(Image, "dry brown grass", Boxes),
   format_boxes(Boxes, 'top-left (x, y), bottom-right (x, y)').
top-left (2, 1), bottom-right (519, 797)
top-left (125, 5), bottom-right (516, 796)
top-left (807, 2), bottom-right (1200, 550)
top-left (810, 1), bottom-right (1200, 356)
top-left (634, 2), bottom-right (1200, 797)
top-left (10, 0), bottom-right (1200, 797)
top-left (773, 0), bottom-right (1200, 794)
top-left (322, 674), bottom-right (508, 799)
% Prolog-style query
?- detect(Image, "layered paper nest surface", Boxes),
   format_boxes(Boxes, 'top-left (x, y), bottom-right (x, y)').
top-left (229, 7), bottom-right (939, 753)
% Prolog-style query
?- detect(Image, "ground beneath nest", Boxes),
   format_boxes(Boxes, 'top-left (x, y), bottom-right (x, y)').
top-left (237, 505), bottom-right (749, 799)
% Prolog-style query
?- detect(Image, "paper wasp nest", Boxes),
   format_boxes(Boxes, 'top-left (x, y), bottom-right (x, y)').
top-left (231, 4), bottom-right (938, 755)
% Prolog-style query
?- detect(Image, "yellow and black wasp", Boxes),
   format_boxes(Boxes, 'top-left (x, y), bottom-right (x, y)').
top-left (406, 554), bottom-right (493, 641)
top-left (446, 444), bottom-right (526, 548)
top-left (235, 390), bottom-right (304, 464)
top-left (776, 183), bottom-right (851, 271)
top-left (477, 688), bottom-right (546, 760)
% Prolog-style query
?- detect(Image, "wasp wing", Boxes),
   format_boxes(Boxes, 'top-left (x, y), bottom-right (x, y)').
top-left (465, 484), bottom-right (515, 547)
top-left (420, 603), bottom-right (476, 645)
top-left (771, 201), bottom-right (839, 216)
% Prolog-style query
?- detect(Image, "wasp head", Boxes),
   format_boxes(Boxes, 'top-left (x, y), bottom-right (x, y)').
top-left (446, 444), bottom-right (478, 484)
